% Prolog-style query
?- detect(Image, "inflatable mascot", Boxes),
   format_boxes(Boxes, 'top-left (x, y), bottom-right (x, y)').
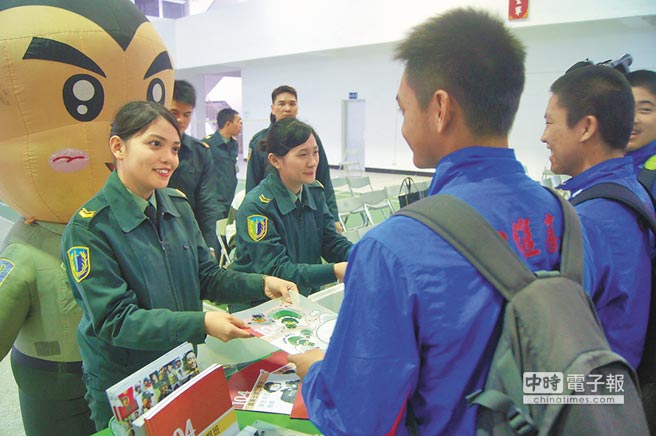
top-left (0, 1), bottom-right (173, 434)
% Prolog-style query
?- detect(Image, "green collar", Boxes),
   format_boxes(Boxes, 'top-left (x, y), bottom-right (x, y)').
top-left (265, 171), bottom-right (318, 216)
top-left (219, 132), bottom-right (232, 144)
top-left (102, 171), bottom-right (181, 233)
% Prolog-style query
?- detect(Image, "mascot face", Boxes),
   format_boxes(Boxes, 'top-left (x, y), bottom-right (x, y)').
top-left (0, 0), bottom-right (174, 222)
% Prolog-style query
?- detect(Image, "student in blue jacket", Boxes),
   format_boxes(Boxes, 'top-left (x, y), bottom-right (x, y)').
top-left (541, 65), bottom-right (653, 368)
top-left (290, 9), bottom-right (616, 435)
top-left (626, 70), bottom-right (656, 190)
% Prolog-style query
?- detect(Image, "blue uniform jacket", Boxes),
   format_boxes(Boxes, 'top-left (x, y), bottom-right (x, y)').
top-left (560, 157), bottom-right (653, 368)
top-left (301, 147), bottom-right (611, 436)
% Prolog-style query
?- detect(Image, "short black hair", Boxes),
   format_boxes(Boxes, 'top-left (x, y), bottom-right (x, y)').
top-left (173, 80), bottom-right (196, 107)
top-left (264, 117), bottom-right (314, 156)
top-left (551, 65), bottom-right (634, 150)
top-left (627, 70), bottom-right (656, 97)
top-left (271, 85), bottom-right (297, 103)
top-left (395, 8), bottom-right (526, 138)
top-left (217, 108), bottom-right (239, 129)
top-left (110, 101), bottom-right (180, 141)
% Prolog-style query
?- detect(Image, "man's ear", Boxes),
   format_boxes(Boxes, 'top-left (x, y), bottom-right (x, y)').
top-left (432, 90), bottom-right (452, 133)
top-left (579, 115), bottom-right (599, 143)
top-left (109, 135), bottom-right (124, 160)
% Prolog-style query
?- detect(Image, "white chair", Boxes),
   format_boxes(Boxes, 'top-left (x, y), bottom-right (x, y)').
top-left (331, 176), bottom-right (353, 198)
top-left (346, 176), bottom-right (374, 195)
top-left (384, 185), bottom-right (401, 212)
top-left (215, 218), bottom-right (233, 268)
top-left (337, 195), bottom-right (368, 230)
top-left (361, 189), bottom-right (395, 225)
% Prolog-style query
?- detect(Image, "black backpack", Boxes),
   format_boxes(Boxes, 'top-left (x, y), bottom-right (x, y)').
top-left (397, 190), bottom-right (649, 436)
top-left (569, 181), bottom-right (656, 435)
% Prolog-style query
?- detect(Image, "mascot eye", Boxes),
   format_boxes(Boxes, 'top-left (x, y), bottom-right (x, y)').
top-left (146, 78), bottom-right (166, 104)
top-left (62, 74), bottom-right (104, 122)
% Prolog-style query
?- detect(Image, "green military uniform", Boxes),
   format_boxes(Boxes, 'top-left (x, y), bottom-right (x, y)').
top-left (245, 125), bottom-right (339, 222)
top-left (0, 220), bottom-right (95, 436)
top-left (203, 131), bottom-right (239, 220)
top-left (61, 171), bottom-right (267, 429)
top-left (231, 171), bottom-right (352, 312)
top-left (167, 133), bottom-right (221, 252)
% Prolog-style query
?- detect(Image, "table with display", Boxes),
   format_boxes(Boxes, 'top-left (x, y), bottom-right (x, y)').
top-left (94, 335), bottom-right (321, 435)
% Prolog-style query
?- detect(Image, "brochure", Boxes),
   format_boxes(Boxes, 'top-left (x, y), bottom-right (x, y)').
top-left (242, 370), bottom-right (300, 415)
top-left (227, 351), bottom-right (290, 409)
top-left (105, 342), bottom-right (201, 436)
top-left (233, 295), bottom-right (337, 354)
top-left (132, 364), bottom-right (239, 436)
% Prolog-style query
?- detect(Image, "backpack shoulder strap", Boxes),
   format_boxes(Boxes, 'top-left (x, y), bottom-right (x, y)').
top-left (569, 182), bottom-right (656, 235)
top-left (395, 189), bottom-right (583, 300)
top-left (639, 166), bottom-right (656, 200)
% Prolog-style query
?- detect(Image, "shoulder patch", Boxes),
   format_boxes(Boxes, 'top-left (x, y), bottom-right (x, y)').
top-left (200, 141), bottom-right (210, 149)
top-left (78, 208), bottom-right (96, 219)
top-left (258, 194), bottom-right (271, 204)
top-left (66, 247), bottom-right (90, 282)
top-left (0, 259), bottom-right (16, 287)
top-left (247, 215), bottom-right (268, 241)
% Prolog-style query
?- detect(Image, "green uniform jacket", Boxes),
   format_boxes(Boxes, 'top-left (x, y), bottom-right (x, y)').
top-left (245, 125), bottom-right (338, 221)
top-left (232, 171), bottom-right (352, 304)
top-left (61, 171), bottom-right (265, 392)
top-left (203, 131), bottom-right (239, 220)
top-left (167, 133), bottom-right (221, 252)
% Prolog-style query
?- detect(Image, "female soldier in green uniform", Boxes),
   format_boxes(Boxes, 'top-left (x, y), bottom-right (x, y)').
top-left (231, 118), bottom-right (352, 311)
top-left (61, 101), bottom-right (297, 430)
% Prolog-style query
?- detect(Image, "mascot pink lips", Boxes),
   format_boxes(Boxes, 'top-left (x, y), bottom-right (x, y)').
top-left (49, 148), bottom-right (90, 172)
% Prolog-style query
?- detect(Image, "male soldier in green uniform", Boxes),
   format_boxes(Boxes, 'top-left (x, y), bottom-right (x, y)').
top-left (245, 85), bottom-right (341, 231)
top-left (203, 108), bottom-right (243, 220)
top-left (168, 80), bottom-right (222, 252)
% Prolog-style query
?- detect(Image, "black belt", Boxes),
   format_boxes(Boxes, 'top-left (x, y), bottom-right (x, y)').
top-left (11, 346), bottom-right (83, 373)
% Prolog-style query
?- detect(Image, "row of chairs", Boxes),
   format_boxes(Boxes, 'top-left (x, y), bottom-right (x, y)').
top-left (332, 176), bottom-right (374, 197)
top-left (337, 188), bottom-right (396, 231)
top-left (334, 175), bottom-right (431, 232)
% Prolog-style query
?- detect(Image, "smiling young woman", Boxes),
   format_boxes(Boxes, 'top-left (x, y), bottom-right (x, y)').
top-left (231, 117), bottom-right (353, 312)
top-left (60, 101), bottom-right (297, 430)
